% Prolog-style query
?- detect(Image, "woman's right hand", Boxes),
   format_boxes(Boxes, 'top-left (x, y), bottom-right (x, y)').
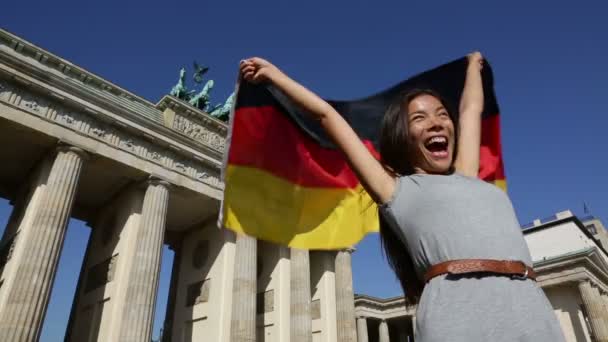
top-left (239, 57), bottom-right (280, 84)
top-left (467, 51), bottom-right (484, 71)
top-left (239, 56), bottom-right (395, 204)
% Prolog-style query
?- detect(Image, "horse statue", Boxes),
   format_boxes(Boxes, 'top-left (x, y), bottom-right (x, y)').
top-left (188, 79), bottom-right (214, 111)
top-left (170, 67), bottom-right (188, 100)
top-left (209, 92), bottom-right (235, 120)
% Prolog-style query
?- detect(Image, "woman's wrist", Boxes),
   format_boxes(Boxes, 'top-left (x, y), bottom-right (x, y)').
top-left (467, 61), bottom-right (482, 72)
top-left (261, 64), bottom-right (283, 84)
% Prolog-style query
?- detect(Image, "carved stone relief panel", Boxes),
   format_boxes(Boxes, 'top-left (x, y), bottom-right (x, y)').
top-left (0, 80), bottom-right (14, 104)
top-left (18, 91), bottom-right (49, 116)
top-left (173, 114), bottom-right (226, 152)
top-left (186, 278), bottom-right (211, 307)
top-left (85, 254), bottom-right (118, 293)
top-left (311, 299), bottom-right (321, 320)
top-left (256, 290), bottom-right (274, 314)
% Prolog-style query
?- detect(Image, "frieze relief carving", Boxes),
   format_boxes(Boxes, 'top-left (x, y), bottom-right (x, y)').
top-left (0, 80), bottom-right (14, 104)
top-left (173, 114), bottom-right (226, 152)
top-left (18, 91), bottom-right (48, 115)
top-left (0, 79), bottom-right (223, 189)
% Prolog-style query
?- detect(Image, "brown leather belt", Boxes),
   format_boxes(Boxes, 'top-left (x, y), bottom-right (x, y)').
top-left (423, 259), bottom-right (537, 283)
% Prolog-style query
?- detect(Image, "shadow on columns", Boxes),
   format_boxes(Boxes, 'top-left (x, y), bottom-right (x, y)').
top-left (366, 317), bottom-right (415, 342)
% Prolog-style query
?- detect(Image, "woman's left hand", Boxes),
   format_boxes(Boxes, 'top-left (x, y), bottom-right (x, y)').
top-left (467, 51), bottom-right (484, 70)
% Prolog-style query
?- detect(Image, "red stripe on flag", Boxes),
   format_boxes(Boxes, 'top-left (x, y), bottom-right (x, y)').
top-left (479, 114), bottom-right (505, 182)
top-left (228, 105), bottom-right (377, 188)
top-left (229, 106), bottom-right (504, 187)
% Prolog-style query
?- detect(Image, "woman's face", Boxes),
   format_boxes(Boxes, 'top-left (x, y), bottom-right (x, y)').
top-left (406, 94), bottom-right (455, 174)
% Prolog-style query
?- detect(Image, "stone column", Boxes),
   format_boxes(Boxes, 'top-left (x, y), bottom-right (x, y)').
top-left (601, 292), bottom-right (608, 330)
top-left (335, 249), bottom-right (357, 342)
top-left (291, 248), bottom-right (312, 342)
top-left (379, 320), bottom-right (390, 342)
top-left (411, 315), bottom-right (416, 337)
top-left (0, 146), bottom-right (86, 342)
top-left (356, 317), bottom-right (369, 342)
top-left (118, 178), bottom-right (170, 341)
top-left (579, 281), bottom-right (608, 342)
top-left (230, 234), bottom-right (257, 341)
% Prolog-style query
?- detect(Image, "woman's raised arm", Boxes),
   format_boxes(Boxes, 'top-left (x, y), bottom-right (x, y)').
top-left (240, 58), bottom-right (395, 204)
top-left (454, 52), bottom-right (484, 177)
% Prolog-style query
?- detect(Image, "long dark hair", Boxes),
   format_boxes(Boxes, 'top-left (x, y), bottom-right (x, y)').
top-left (378, 88), bottom-right (458, 302)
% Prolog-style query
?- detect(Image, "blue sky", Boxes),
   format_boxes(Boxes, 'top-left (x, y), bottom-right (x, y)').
top-left (2, 0), bottom-right (607, 340)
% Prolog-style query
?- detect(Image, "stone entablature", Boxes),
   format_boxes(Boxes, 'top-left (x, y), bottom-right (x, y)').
top-left (533, 247), bottom-right (608, 293)
top-left (0, 31), bottom-right (160, 121)
top-left (0, 77), bottom-right (223, 192)
top-left (354, 295), bottom-right (416, 321)
top-left (0, 28), bottom-right (228, 168)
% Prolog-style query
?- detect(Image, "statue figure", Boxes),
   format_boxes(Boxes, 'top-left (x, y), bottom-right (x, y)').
top-left (209, 92), bottom-right (235, 121)
top-left (188, 79), bottom-right (214, 110)
top-left (170, 67), bottom-right (188, 100)
top-left (193, 61), bottom-right (209, 84)
top-left (168, 63), bottom-right (229, 116)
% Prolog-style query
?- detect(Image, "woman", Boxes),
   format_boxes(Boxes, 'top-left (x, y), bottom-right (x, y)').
top-left (239, 53), bottom-right (565, 341)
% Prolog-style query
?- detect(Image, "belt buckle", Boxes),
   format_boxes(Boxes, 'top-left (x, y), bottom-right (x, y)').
top-left (511, 267), bottom-right (528, 280)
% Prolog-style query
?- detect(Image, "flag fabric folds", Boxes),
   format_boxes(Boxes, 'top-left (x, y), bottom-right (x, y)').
top-left (221, 57), bottom-right (505, 250)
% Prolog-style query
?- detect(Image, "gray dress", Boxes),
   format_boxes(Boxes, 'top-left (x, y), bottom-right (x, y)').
top-left (380, 173), bottom-right (565, 342)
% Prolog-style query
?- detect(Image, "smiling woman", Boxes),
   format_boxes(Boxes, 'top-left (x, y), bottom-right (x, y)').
top-left (238, 53), bottom-right (566, 342)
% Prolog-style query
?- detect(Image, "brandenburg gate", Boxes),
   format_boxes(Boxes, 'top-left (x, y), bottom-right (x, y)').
top-left (0, 28), bottom-right (358, 341)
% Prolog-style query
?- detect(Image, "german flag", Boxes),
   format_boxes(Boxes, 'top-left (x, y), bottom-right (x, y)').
top-left (221, 57), bottom-right (504, 250)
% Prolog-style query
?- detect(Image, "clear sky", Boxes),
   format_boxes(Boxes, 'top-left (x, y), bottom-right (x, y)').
top-left (1, 0), bottom-right (607, 340)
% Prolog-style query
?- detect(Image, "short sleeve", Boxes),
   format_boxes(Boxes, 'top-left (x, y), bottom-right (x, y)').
top-left (380, 175), bottom-right (420, 215)
top-left (378, 176), bottom-right (408, 245)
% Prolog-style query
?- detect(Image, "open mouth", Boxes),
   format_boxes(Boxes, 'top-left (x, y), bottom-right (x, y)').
top-left (424, 135), bottom-right (449, 159)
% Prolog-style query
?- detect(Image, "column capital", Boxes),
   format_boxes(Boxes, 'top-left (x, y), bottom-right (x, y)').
top-left (146, 175), bottom-right (171, 188)
top-left (56, 143), bottom-right (89, 160)
top-left (342, 247), bottom-right (356, 254)
top-left (578, 279), bottom-right (598, 289)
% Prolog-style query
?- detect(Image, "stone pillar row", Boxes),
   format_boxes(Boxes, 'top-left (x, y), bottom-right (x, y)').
top-left (0, 145), bottom-right (362, 341)
top-left (0, 144), bottom-right (173, 342)
top-left (356, 317), bottom-right (392, 342)
top-left (0, 146), bottom-right (87, 342)
top-left (578, 281), bottom-right (608, 342)
top-left (229, 243), bottom-right (359, 342)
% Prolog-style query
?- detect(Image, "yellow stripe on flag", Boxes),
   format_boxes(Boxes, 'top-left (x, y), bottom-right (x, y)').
top-left (223, 165), bottom-right (379, 250)
top-left (494, 179), bottom-right (507, 192)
